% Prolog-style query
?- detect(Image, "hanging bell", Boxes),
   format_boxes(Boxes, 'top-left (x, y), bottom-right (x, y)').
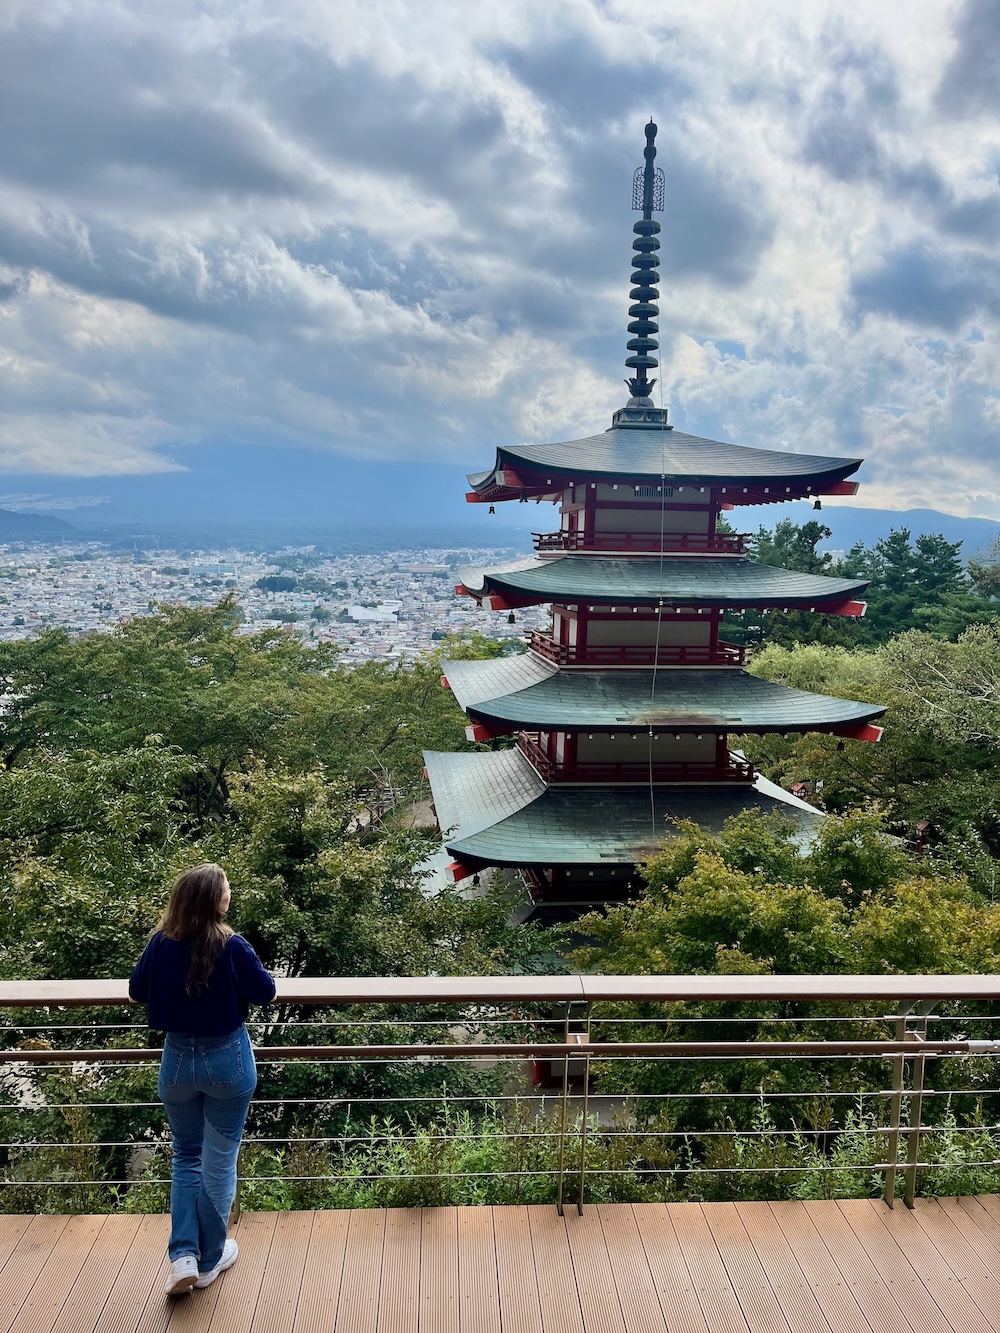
top-left (519, 490), bottom-right (528, 503)
top-left (488, 505), bottom-right (495, 514)
top-left (813, 498), bottom-right (822, 511)
top-left (507, 612), bottom-right (516, 625)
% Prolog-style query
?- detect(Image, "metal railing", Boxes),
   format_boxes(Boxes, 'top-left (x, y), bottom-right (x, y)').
top-left (527, 631), bottom-right (746, 668)
top-left (532, 531), bottom-right (748, 555)
top-left (515, 733), bottom-right (754, 784)
top-left (0, 975), bottom-right (999, 1216)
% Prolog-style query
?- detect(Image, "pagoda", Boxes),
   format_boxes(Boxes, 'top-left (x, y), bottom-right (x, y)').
top-left (424, 121), bottom-right (885, 919)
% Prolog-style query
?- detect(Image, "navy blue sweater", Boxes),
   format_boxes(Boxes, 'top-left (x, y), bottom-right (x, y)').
top-left (129, 932), bottom-right (276, 1037)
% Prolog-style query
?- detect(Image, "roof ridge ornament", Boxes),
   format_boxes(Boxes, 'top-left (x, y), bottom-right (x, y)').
top-left (613, 119), bottom-right (671, 431)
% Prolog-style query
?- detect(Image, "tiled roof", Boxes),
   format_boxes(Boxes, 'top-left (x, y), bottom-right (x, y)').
top-left (424, 747), bottom-right (545, 844)
top-left (458, 555), bottom-right (868, 607)
top-left (423, 749), bottom-right (824, 866)
top-left (467, 426), bottom-right (861, 490)
top-left (442, 656), bottom-right (885, 731)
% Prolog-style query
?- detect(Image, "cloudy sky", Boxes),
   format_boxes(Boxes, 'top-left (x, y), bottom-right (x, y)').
top-left (0, 0), bottom-right (998, 525)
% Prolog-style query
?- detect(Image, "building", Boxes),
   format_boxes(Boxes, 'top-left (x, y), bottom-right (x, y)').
top-left (423, 121), bottom-right (886, 921)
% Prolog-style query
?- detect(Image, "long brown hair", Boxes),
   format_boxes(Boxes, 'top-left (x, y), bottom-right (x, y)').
top-left (158, 863), bottom-right (234, 995)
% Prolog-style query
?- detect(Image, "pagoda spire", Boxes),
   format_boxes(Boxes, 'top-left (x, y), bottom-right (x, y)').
top-left (625, 120), bottom-right (665, 407)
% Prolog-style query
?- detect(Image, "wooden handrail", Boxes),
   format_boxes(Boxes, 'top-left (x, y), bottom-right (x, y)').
top-left (0, 974), bottom-right (998, 1008)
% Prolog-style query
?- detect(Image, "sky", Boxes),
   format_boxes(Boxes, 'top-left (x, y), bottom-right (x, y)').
top-left (0, 0), bottom-right (998, 532)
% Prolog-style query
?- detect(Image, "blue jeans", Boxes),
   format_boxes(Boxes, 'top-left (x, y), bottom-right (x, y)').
top-left (159, 1026), bottom-right (256, 1271)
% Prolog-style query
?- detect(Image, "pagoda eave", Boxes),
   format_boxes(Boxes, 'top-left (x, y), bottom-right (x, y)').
top-left (464, 431), bottom-right (862, 505)
top-left (424, 749), bottom-right (825, 868)
top-left (455, 555), bottom-right (869, 611)
top-left (442, 656), bottom-right (886, 735)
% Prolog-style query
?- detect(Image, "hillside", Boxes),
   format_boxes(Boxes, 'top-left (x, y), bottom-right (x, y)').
top-left (0, 509), bottom-right (76, 542)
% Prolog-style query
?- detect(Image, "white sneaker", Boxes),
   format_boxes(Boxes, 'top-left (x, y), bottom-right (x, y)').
top-left (194, 1238), bottom-right (239, 1289)
top-left (165, 1254), bottom-right (199, 1295)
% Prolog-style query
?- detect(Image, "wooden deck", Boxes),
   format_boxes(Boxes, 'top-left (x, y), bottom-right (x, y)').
top-left (4, 1197), bottom-right (1000, 1332)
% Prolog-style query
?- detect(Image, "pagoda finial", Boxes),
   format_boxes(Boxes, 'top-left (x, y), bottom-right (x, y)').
top-left (624, 120), bottom-right (665, 409)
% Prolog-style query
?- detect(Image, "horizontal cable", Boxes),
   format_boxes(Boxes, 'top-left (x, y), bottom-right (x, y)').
top-left (0, 1038), bottom-right (991, 1064)
top-left (4, 1085), bottom-right (996, 1113)
top-left (8, 1122), bottom-right (991, 1152)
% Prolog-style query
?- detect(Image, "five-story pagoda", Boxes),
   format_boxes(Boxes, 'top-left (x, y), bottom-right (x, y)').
top-left (424, 122), bottom-right (885, 919)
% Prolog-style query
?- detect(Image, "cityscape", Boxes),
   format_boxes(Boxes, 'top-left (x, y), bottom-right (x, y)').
top-left (0, 541), bottom-right (547, 658)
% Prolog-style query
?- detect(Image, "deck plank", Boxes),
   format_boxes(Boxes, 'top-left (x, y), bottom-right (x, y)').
top-left (0, 1220), bottom-right (32, 1275)
top-left (10, 1195), bottom-right (1000, 1333)
top-left (799, 1200), bottom-right (915, 1333)
top-left (51, 1214), bottom-right (142, 1333)
top-left (910, 1199), bottom-right (1000, 1330)
top-left (953, 1198), bottom-right (1000, 1259)
top-left (493, 1208), bottom-right (542, 1333)
top-left (665, 1202), bottom-right (750, 1333)
top-left (90, 1216), bottom-right (170, 1333)
top-left (419, 1208), bottom-right (458, 1333)
top-left (0, 1217), bottom-right (70, 1333)
top-left (8, 1213), bottom-right (105, 1333)
top-left (248, 1211), bottom-right (313, 1333)
top-left (593, 1206), bottom-right (667, 1333)
top-left (290, 1208), bottom-right (349, 1333)
top-left (857, 1198), bottom-right (997, 1333)
top-left (766, 1201), bottom-right (872, 1333)
top-left (840, 1198), bottom-right (981, 1333)
top-left (205, 1212), bottom-right (277, 1333)
top-left (721, 1200), bottom-right (832, 1333)
top-left (456, 1206), bottom-right (500, 1333)
top-left (563, 1209), bottom-right (625, 1333)
top-left (525, 1206), bottom-right (583, 1333)
top-left (376, 1210), bottom-right (420, 1333)
top-left (630, 1203), bottom-right (710, 1333)
top-left (701, 1202), bottom-right (795, 1333)
top-left (335, 1209), bottom-right (384, 1333)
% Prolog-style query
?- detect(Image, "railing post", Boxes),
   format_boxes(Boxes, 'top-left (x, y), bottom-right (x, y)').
top-left (904, 1020), bottom-right (930, 1209)
top-left (576, 1004), bottom-right (592, 1216)
top-left (556, 1002), bottom-right (572, 1218)
top-left (883, 1011), bottom-right (908, 1208)
top-left (883, 999), bottom-right (935, 1209)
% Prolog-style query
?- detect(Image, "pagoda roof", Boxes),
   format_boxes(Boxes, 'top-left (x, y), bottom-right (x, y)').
top-left (466, 425), bottom-right (862, 501)
top-left (441, 655), bottom-right (885, 733)
top-left (423, 748), bottom-right (823, 867)
top-left (457, 554), bottom-right (868, 609)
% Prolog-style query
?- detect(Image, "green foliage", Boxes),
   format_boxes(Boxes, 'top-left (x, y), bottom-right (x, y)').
top-left (750, 519), bottom-right (833, 575)
top-left (109, 1095), bottom-right (1000, 1211)
top-left (742, 520), bottom-right (999, 649)
top-left (255, 576), bottom-right (297, 593)
top-left (745, 622), bottom-right (1000, 853)
top-left (0, 599), bottom-right (558, 1215)
top-left (571, 808), bottom-right (989, 979)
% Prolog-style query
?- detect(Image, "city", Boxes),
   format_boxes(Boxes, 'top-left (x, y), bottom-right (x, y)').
top-left (0, 542), bottom-right (549, 659)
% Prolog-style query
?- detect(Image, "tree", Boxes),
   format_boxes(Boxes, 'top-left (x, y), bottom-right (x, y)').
top-left (254, 576), bottom-right (297, 593)
top-left (731, 520), bottom-right (859, 649)
top-left (750, 519), bottom-right (833, 575)
top-left (840, 529), bottom-right (993, 643)
top-left (743, 624), bottom-right (1000, 856)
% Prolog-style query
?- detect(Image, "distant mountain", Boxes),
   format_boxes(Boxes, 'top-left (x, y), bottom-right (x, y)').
top-left (814, 507), bottom-right (1000, 560)
top-left (0, 509), bottom-right (76, 542)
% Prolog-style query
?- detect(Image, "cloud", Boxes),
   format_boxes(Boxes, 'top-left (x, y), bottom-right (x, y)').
top-left (0, 493), bottom-right (107, 511)
top-left (937, 0), bottom-right (1000, 118)
top-left (851, 244), bottom-right (1000, 330)
top-left (0, 0), bottom-right (995, 521)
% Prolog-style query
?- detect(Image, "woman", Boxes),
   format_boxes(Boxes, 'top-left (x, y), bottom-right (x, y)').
top-left (130, 863), bottom-right (276, 1296)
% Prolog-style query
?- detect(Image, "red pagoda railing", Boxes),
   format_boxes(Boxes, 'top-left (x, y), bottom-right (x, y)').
top-left (517, 733), bottom-right (754, 784)
top-left (528, 631), bottom-right (746, 668)
top-left (532, 531), bottom-right (747, 554)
